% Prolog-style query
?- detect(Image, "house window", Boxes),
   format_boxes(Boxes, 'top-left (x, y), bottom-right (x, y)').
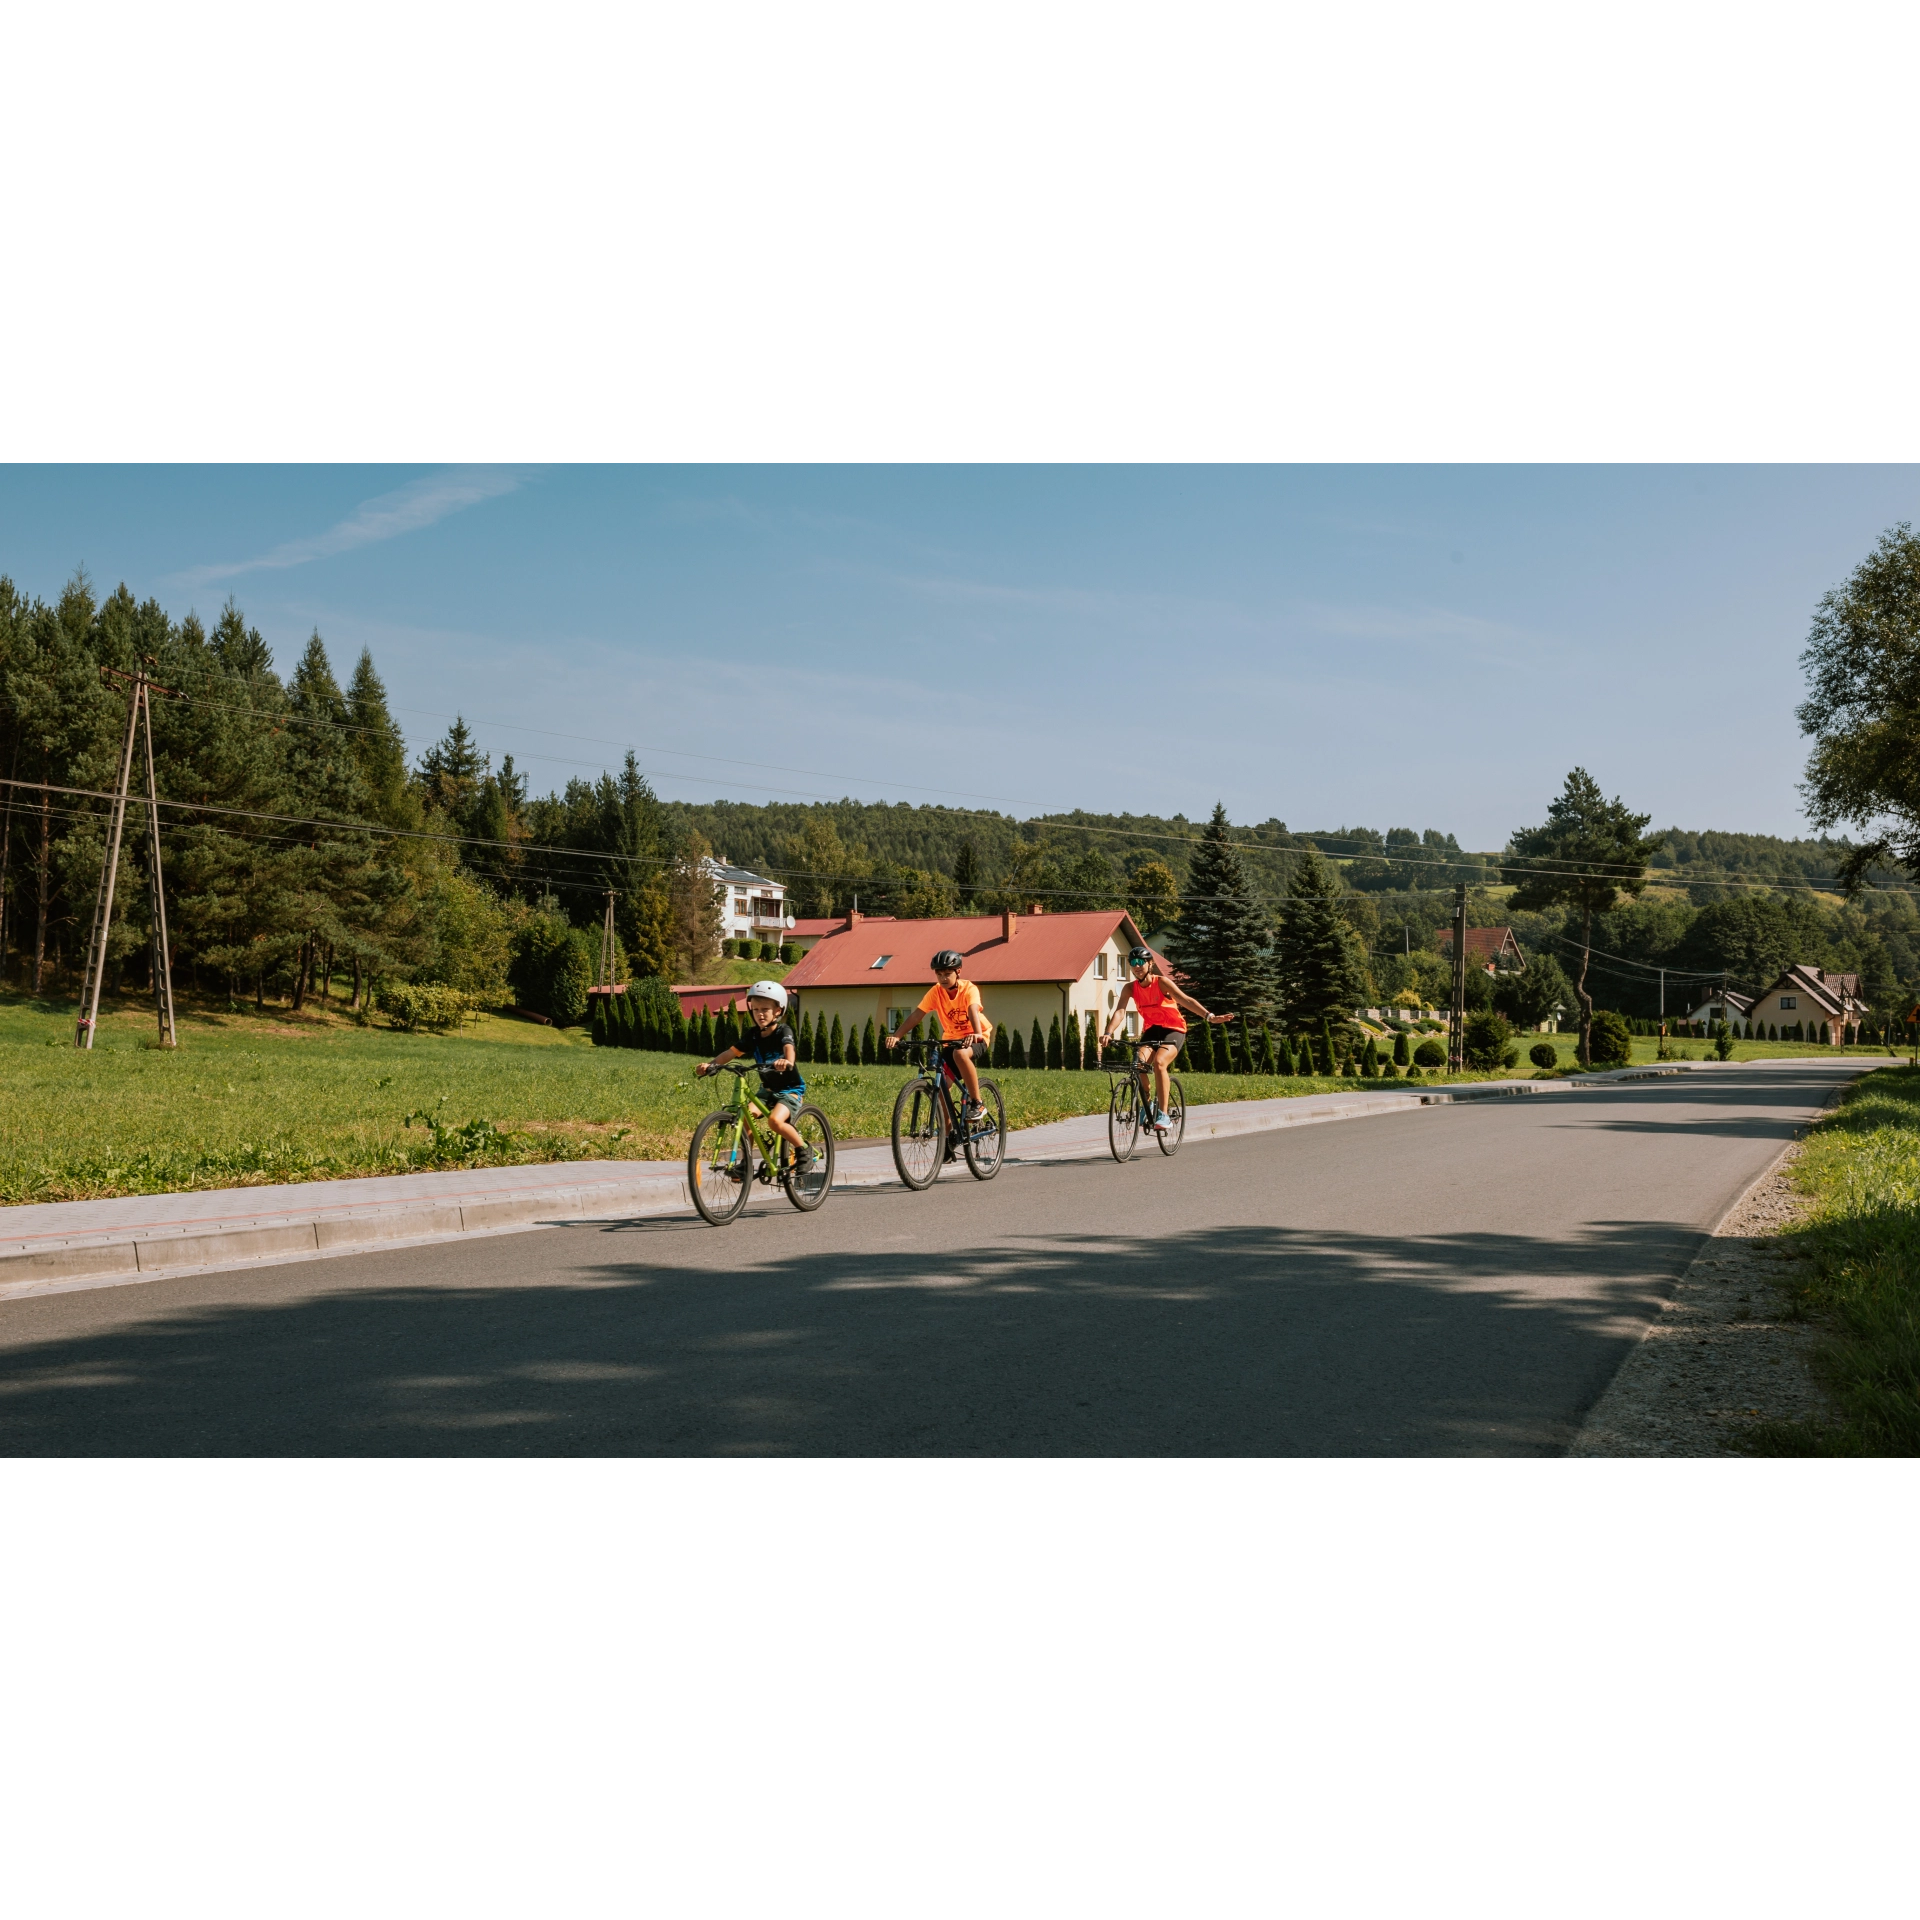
top-left (1094, 953), bottom-right (1107, 980)
top-left (870, 955), bottom-right (893, 970)
top-left (1780, 996), bottom-right (1797, 1011)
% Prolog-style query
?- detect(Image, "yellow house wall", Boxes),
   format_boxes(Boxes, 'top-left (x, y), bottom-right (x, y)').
top-left (1749, 991), bottom-right (1845, 1041)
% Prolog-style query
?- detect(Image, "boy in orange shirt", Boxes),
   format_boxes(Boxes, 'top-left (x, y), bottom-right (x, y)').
top-left (884, 949), bottom-right (993, 1118)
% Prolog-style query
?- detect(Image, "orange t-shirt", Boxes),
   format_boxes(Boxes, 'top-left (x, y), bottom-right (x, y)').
top-left (919, 979), bottom-right (988, 1040)
top-left (1129, 977), bottom-right (1187, 1032)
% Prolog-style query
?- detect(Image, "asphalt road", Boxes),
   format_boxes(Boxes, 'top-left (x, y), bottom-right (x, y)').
top-left (0, 1062), bottom-right (1871, 1455)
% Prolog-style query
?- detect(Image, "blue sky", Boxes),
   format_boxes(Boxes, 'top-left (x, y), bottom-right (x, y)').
top-left (4, 465), bottom-right (1915, 850)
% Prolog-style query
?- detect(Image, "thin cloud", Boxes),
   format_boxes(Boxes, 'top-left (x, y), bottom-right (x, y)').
top-left (172, 468), bottom-right (521, 586)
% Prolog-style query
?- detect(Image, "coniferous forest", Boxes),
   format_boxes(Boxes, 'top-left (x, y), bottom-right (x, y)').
top-left (6, 567), bottom-right (1920, 1030)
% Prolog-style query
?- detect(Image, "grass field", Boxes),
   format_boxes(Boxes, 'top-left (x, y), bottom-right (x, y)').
top-left (0, 989), bottom-right (1900, 1206)
top-left (1749, 1066), bottom-right (1920, 1454)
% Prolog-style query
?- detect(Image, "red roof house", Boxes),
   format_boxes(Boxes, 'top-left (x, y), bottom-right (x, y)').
top-left (780, 907), bottom-right (1160, 1049)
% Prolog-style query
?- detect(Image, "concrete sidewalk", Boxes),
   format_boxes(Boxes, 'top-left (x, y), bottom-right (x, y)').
top-left (0, 1060), bottom-right (1788, 1303)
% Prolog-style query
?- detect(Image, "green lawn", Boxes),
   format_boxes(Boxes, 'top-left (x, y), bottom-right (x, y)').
top-left (1750, 1066), bottom-right (1920, 1454)
top-left (0, 990), bottom-right (1895, 1207)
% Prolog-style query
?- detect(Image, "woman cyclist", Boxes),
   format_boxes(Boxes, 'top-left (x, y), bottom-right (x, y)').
top-left (885, 949), bottom-right (992, 1122)
top-left (1100, 946), bottom-right (1228, 1133)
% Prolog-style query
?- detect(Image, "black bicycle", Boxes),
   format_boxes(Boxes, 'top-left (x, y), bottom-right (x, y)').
top-left (687, 1063), bottom-right (836, 1226)
top-left (1105, 1049), bottom-right (1186, 1161)
top-left (889, 1038), bottom-right (1006, 1189)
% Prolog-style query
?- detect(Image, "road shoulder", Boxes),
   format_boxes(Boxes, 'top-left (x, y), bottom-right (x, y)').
top-left (1569, 1142), bottom-right (1834, 1456)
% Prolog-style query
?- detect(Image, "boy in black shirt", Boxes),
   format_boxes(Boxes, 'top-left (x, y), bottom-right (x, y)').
top-left (697, 981), bottom-right (815, 1171)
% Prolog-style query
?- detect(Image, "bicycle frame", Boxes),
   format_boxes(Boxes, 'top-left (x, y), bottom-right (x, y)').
top-left (709, 1063), bottom-right (798, 1177)
top-left (897, 1037), bottom-right (975, 1131)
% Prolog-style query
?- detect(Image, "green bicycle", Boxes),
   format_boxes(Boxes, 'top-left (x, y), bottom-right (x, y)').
top-left (687, 1062), bottom-right (837, 1226)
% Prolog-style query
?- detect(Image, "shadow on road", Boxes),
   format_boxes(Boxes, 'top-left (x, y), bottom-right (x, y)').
top-left (0, 1211), bottom-right (1711, 1458)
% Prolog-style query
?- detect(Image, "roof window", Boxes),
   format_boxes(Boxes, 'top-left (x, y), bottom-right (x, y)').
top-left (870, 954), bottom-right (893, 969)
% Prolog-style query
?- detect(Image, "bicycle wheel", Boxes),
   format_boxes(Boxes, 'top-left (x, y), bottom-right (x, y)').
top-left (1108, 1076), bottom-right (1141, 1162)
top-left (891, 1076), bottom-right (946, 1190)
top-left (1155, 1075), bottom-right (1187, 1156)
top-left (781, 1105), bottom-right (836, 1212)
top-left (963, 1077), bottom-right (1006, 1180)
top-left (688, 1109), bottom-right (754, 1224)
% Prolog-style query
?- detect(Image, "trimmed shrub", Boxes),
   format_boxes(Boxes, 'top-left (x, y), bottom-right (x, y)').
top-left (591, 996), bottom-right (609, 1046)
top-left (992, 1024), bottom-right (1011, 1069)
top-left (779, 943), bottom-right (795, 965)
top-left (828, 1014), bottom-right (845, 1065)
top-left (1184, 1020), bottom-right (1210, 1073)
top-left (1258, 1026), bottom-right (1277, 1073)
top-left (1462, 1010), bottom-right (1513, 1071)
top-left (1768, 1022), bottom-right (1778, 1041)
top-left (861, 1017), bottom-right (877, 1066)
top-left (1237, 1015), bottom-right (1256, 1074)
top-left (1405, 1063), bottom-right (1422, 1080)
top-left (669, 1007), bottom-right (688, 1052)
top-left (1588, 1008), bottom-right (1633, 1067)
top-left (1501, 1045), bottom-right (1520, 1068)
top-left (795, 1011), bottom-right (812, 1063)
top-left (1321, 1017), bottom-right (1339, 1076)
top-left (1360, 1036), bottom-right (1380, 1077)
top-left (1413, 1037), bottom-right (1447, 1069)
top-left (1340, 1055), bottom-right (1358, 1077)
top-left (1381, 1060), bottom-right (1400, 1079)
top-left (1392, 1029), bottom-right (1410, 1067)
top-left (1529, 1041), bottom-right (1558, 1070)
top-left (720, 939), bottom-right (736, 959)
top-left (1082, 1014), bottom-right (1100, 1070)
top-left (1047, 1015), bottom-right (1063, 1070)
top-left (376, 982), bottom-right (473, 1033)
top-left (1010, 1027), bottom-right (1027, 1069)
top-left (1715, 1027), bottom-right (1735, 1059)
top-left (1030, 1018), bottom-right (1046, 1070)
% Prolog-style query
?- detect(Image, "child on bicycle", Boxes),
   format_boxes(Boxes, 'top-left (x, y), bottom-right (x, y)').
top-left (697, 980), bottom-right (816, 1172)
top-left (1100, 945), bottom-right (1228, 1133)
top-left (884, 949), bottom-right (993, 1120)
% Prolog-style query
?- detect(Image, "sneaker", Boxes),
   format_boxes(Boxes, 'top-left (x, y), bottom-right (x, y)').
top-left (1150, 1106), bottom-right (1172, 1133)
top-left (792, 1147), bottom-right (816, 1175)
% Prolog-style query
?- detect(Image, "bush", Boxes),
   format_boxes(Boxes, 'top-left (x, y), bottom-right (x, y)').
top-left (1188, 1020), bottom-right (1214, 1073)
top-left (507, 914), bottom-right (595, 1026)
top-left (779, 943), bottom-right (795, 965)
top-left (992, 1024), bottom-right (1011, 1069)
top-left (1462, 1010), bottom-right (1513, 1071)
top-left (1258, 1026), bottom-right (1277, 1073)
top-left (1529, 1041), bottom-right (1558, 1071)
top-left (374, 981), bottom-right (473, 1033)
top-left (1047, 1015), bottom-right (1063, 1070)
top-left (861, 1017), bottom-right (877, 1066)
top-left (1588, 1008), bottom-right (1633, 1067)
top-left (1715, 1027), bottom-right (1735, 1060)
top-left (1392, 1030), bottom-right (1410, 1067)
top-left (1083, 1014), bottom-right (1101, 1070)
top-left (720, 939), bottom-right (736, 959)
top-left (1360, 1036), bottom-right (1380, 1078)
top-left (1010, 1027), bottom-right (1026, 1069)
top-left (1413, 1038), bottom-right (1447, 1069)
top-left (1501, 1045), bottom-right (1520, 1068)
top-left (828, 1014), bottom-right (844, 1065)
top-left (1030, 1018), bottom-right (1046, 1071)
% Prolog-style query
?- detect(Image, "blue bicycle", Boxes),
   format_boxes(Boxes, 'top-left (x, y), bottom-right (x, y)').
top-left (890, 1039), bottom-right (1006, 1188)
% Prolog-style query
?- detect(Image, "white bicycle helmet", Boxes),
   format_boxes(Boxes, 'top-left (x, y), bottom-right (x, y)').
top-left (746, 979), bottom-right (789, 1010)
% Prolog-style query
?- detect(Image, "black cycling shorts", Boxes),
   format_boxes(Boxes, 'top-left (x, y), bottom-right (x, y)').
top-left (940, 1037), bottom-right (988, 1064)
top-left (1138, 1025), bottom-right (1187, 1056)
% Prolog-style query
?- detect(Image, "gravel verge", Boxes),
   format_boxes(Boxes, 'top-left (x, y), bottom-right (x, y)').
top-left (1570, 1139), bottom-right (1836, 1455)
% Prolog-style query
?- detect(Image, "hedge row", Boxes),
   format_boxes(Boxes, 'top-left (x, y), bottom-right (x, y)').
top-left (719, 940), bottom-right (795, 963)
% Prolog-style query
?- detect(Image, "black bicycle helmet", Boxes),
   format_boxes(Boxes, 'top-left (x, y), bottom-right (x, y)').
top-left (931, 949), bottom-right (964, 971)
top-left (1127, 945), bottom-right (1155, 967)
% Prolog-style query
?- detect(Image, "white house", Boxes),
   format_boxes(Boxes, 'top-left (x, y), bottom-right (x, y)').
top-left (702, 859), bottom-right (791, 947)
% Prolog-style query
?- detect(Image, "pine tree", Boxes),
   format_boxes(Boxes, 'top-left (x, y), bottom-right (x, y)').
top-left (797, 1010), bottom-right (813, 1063)
top-left (1061, 1011), bottom-right (1079, 1070)
top-left (829, 1014), bottom-right (844, 1064)
top-left (1171, 803), bottom-right (1275, 1013)
top-left (1258, 1025), bottom-right (1277, 1073)
top-left (992, 1024), bottom-right (1011, 1069)
top-left (1047, 1014), bottom-right (1062, 1069)
top-left (861, 1016), bottom-right (877, 1065)
top-left (1321, 1017), bottom-right (1339, 1076)
top-left (1273, 848), bottom-right (1366, 1028)
top-left (1082, 1013), bottom-right (1100, 1070)
top-left (697, 1008), bottom-right (715, 1056)
top-left (1214, 1022), bottom-right (1234, 1072)
top-left (953, 834), bottom-right (983, 910)
top-left (1030, 1017), bottom-right (1046, 1070)
top-left (1361, 1036), bottom-right (1379, 1077)
top-left (1009, 1028), bottom-right (1025, 1069)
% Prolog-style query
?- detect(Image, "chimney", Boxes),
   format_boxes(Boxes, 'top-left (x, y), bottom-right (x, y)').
top-left (1002, 910), bottom-right (1016, 942)
top-left (845, 909), bottom-right (862, 930)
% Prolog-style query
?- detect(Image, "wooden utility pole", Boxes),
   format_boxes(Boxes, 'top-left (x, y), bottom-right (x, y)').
top-left (76, 666), bottom-right (177, 1051)
top-left (1447, 883), bottom-right (1468, 1072)
top-left (598, 889), bottom-right (617, 988)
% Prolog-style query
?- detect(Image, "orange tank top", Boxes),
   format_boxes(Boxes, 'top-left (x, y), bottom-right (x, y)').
top-left (1131, 977), bottom-right (1186, 1032)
